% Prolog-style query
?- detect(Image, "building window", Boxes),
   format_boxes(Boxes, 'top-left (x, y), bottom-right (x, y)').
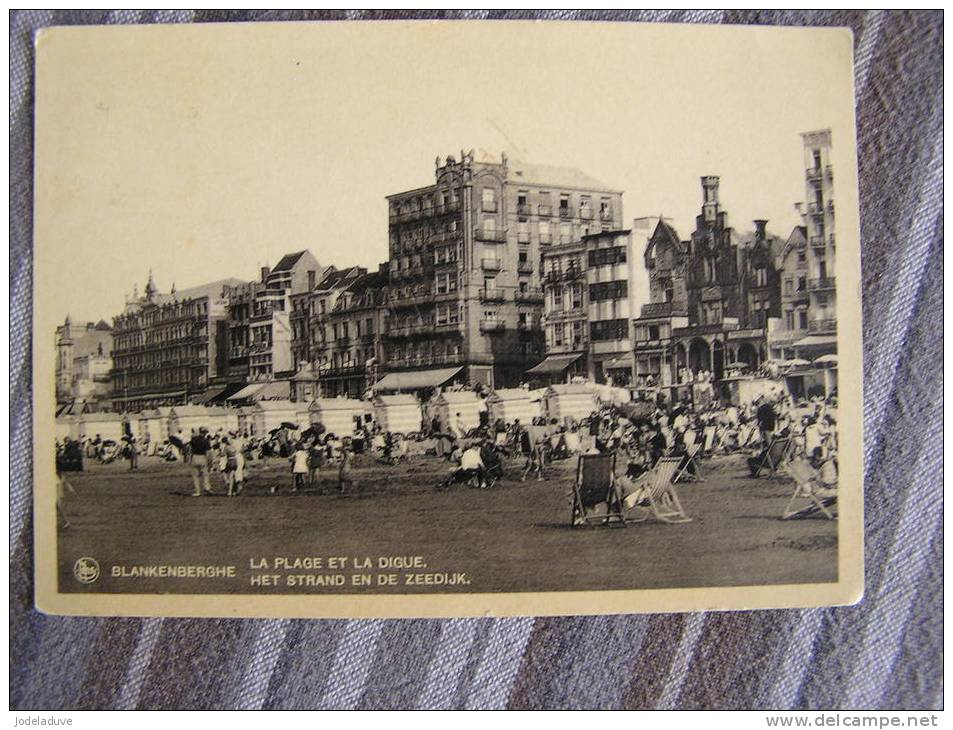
top-left (786, 310), bottom-right (795, 329)
top-left (553, 287), bottom-right (562, 307)
top-left (570, 283), bottom-right (582, 309)
top-left (554, 322), bottom-right (564, 346)
top-left (590, 319), bottom-right (627, 342)
top-left (589, 280), bottom-right (628, 302)
top-left (755, 267), bottom-right (768, 287)
top-left (797, 276), bottom-right (806, 292)
top-left (482, 188), bottom-right (496, 212)
top-left (798, 310), bottom-right (808, 329)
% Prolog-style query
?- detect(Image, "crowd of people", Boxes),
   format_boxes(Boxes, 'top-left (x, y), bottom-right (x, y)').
top-left (55, 387), bottom-right (839, 508)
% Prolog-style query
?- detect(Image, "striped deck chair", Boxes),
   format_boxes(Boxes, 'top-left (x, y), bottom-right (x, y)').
top-left (571, 452), bottom-right (625, 528)
top-left (782, 459), bottom-right (837, 520)
top-left (749, 436), bottom-right (792, 477)
top-left (624, 456), bottom-right (692, 524)
top-left (673, 444), bottom-right (705, 484)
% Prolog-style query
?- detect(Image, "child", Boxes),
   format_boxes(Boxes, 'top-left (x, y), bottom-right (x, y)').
top-left (290, 443), bottom-right (308, 493)
top-left (308, 440), bottom-right (322, 491)
top-left (221, 438), bottom-right (239, 496)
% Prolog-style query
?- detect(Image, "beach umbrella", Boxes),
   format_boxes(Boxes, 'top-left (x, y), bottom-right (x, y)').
top-left (726, 361), bottom-right (751, 369)
top-left (813, 354), bottom-right (838, 366)
top-left (784, 358), bottom-right (810, 368)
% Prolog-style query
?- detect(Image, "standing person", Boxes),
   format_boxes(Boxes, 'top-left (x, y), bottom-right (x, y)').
top-left (338, 449), bottom-right (355, 494)
top-left (308, 439), bottom-right (323, 491)
top-left (189, 428), bottom-right (214, 497)
top-left (127, 436), bottom-right (139, 471)
top-left (221, 437), bottom-right (239, 496)
top-left (289, 443), bottom-right (308, 493)
top-left (756, 398), bottom-right (778, 445)
top-left (232, 433), bottom-right (247, 494)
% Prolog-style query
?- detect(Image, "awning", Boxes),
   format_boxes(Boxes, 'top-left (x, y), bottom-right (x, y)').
top-left (227, 383), bottom-right (266, 401)
top-left (793, 335), bottom-right (837, 348)
top-left (207, 382), bottom-right (248, 404)
top-left (191, 385), bottom-right (227, 405)
top-left (526, 353), bottom-right (583, 375)
top-left (603, 354), bottom-right (634, 370)
top-left (373, 366), bottom-right (463, 392)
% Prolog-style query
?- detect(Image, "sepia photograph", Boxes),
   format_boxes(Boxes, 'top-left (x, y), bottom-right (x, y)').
top-left (33, 20), bottom-right (863, 617)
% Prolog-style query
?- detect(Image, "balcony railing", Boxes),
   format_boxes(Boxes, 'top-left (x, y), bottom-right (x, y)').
top-left (810, 235), bottom-right (827, 248)
top-left (559, 206), bottom-right (574, 219)
top-left (599, 209), bottom-right (613, 221)
top-left (479, 318), bottom-right (506, 333)
top-left (515, 289), bottom-right (544, 303)
top-left (335, 336), bottom-right (351, 347)
top-left (809, 277), bottom-right (836, 291)
top-left (825, 164), bottom-right (833, 180)
top-left (808, 318), bottom-right (837, 334)
top-left (482, 200), bottom-right (498, 213)
top-left (538, 204), bottom-right (553, 217)
top-left (517, 203), bottom-right (532, 216)
top-left (479, 287), bottom-right (506, 302)
top-left (806, 166), bottom-right (823, 181)
top-left (481, 257), bottom-right (502, 271)
top-left (475, 228), bottom-right (507, 243)
top-left (433, 320), bottom-right (462, 333)
top-left (517, 261), bottom-right (534, 273)
top-left (579, 207), bottom-right (593, 220)
top-left (807, 202), bottom-right (824, 215)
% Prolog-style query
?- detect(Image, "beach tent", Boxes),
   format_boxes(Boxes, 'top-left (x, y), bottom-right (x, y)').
top-left (308, 398), bottom-right (366, 437)
top-left (544, 384), bottom-right (597, 423)
top-left (78, 412), bottom-right (125, 442)
top-left (431, 390), bottom-right (482, 434)
top-left (373, 394), bottom-right (422, 435)
top-left (485, 389), bottom-right (541, 425)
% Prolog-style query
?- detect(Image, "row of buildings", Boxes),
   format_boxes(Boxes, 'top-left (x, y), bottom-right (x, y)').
top-left (55, 132), bottom-right (837, 413)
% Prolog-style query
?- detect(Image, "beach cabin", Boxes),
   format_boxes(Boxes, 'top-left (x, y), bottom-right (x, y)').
top-left (485, 389), bottom-right (541, 426)
top-left (251, 400), bottom-right (300, 437)
top-left (544, 384), bottom-right (597, 423)
top-left (55, 416), bottom-right (79, 442)
top-left (373, 394), bottom-right (422, 435)
top-left (137, 408), bottom-right (173, 448)
top-left (431, 391), bottom-right (483, 434)
top-left (308, 398), bottom-right (366, 437)
top-left (78, 412), bottom-right (125, 442)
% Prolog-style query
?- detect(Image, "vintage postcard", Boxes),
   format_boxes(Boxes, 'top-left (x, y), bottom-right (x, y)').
top-left (33, 20), bottom-right (863, 618)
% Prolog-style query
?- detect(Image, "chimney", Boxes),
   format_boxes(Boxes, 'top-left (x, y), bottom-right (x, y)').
top-left (754, 219), bottom-right (768, 241)
top-left (261, 266), bottom-right (270, 284)
top-left (307, 270), bottom-right (316, 291)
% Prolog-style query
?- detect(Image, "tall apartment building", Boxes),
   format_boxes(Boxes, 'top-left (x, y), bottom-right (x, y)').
top-left (534, 239), bottom-right (589, 382)
top-left (317, 269), bottom-right (389, 398)
top-left (110, 273), bottom-right (244, 411)
top-left (246, 251), bottom-right (322, 382)
top-left (384, 150), bottom-right (623, 389)
top-left (55, 316), bottom-right (113, 407)
top-left (224, 280), bottom-right (263, 383)
top-left (769, 129), bottom-right (837, 360)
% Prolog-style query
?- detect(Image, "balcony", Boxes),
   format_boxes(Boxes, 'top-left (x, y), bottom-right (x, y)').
top-left (482, 200), bottom-right (498, 213)
top-left (538, 204), bottom-right (553, 217)
top-left (387, 322), bottom-right (435, 338)
top-left (827, 200), bottom-right (835, 215)
top-left (806, 166), bottom-right (823, 181)
top-left (515, 288), bottom-right (544, 304)
top-left (809, 277), bottom-right (836, 291)
top-left (517, 232), bottom-right (530, 244)
top-left (481, 257), bottom-right (502, 271)
top-left (559, 206), bottom-right (574, 219)
top-left (600, 209), bottom-right (613, 221)
top-left (433, 320), bottom-right (462, 333)
top-left (335, 336), bottom-right (351, 347)
top-left (517, 203), bottom-right (532, 216)
top-left (808, 318), bottom-right (837, 334)
top-left (479, 318), bottom-right (506, 333)
top-left (639, 301), bottom-right (687, 318)
top-left (539, 233), bottom-right (553, 245)
top-left (475, 228), bottom-right (507, 243)
top-left (390, 291), bottom-right (434, 308)
top-left (825, 164), bottom-right (833, 180)
top-left (829, 233), bottom-right (836, 247)
top-left (807, 202), bottom-right (825, 216)
top-left (479, 287), bottom-right (506, 302)
top-left (810, 235), bottom-right (827, 248)
top-left (517, 260), bottom-right (534, 274)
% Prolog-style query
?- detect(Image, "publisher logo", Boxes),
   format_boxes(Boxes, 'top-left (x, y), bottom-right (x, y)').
top-left (73, 557), bottom-right (100, 584)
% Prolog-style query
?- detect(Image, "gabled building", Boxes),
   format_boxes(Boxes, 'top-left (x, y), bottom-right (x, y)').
top-left (318, 268), bottom-right (389, 398)
top-left (308, 265), bottom-right (369, 379)
top-left (55, 316), bottom-right (113, 407)
top-left (769, 226), bottom-right (811, 359)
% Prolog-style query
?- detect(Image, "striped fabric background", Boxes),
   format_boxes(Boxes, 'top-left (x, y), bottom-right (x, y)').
top-left (10, 10), bottom-right (942, 710)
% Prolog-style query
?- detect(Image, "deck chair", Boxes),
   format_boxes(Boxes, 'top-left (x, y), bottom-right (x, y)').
top-left (624, 456), bottom-right (692, 524)
top-left (781, 459), bottom-right (837, 520)
top-left (750, 437), bottom-right (792, 477)
top-left (673, 444), bottom-right (705, 484)
top-left (571, 452), bottom-right (625, 528)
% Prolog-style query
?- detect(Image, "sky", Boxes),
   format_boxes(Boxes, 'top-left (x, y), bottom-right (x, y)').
top-left (35, 21), bottom-right (854, 324)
